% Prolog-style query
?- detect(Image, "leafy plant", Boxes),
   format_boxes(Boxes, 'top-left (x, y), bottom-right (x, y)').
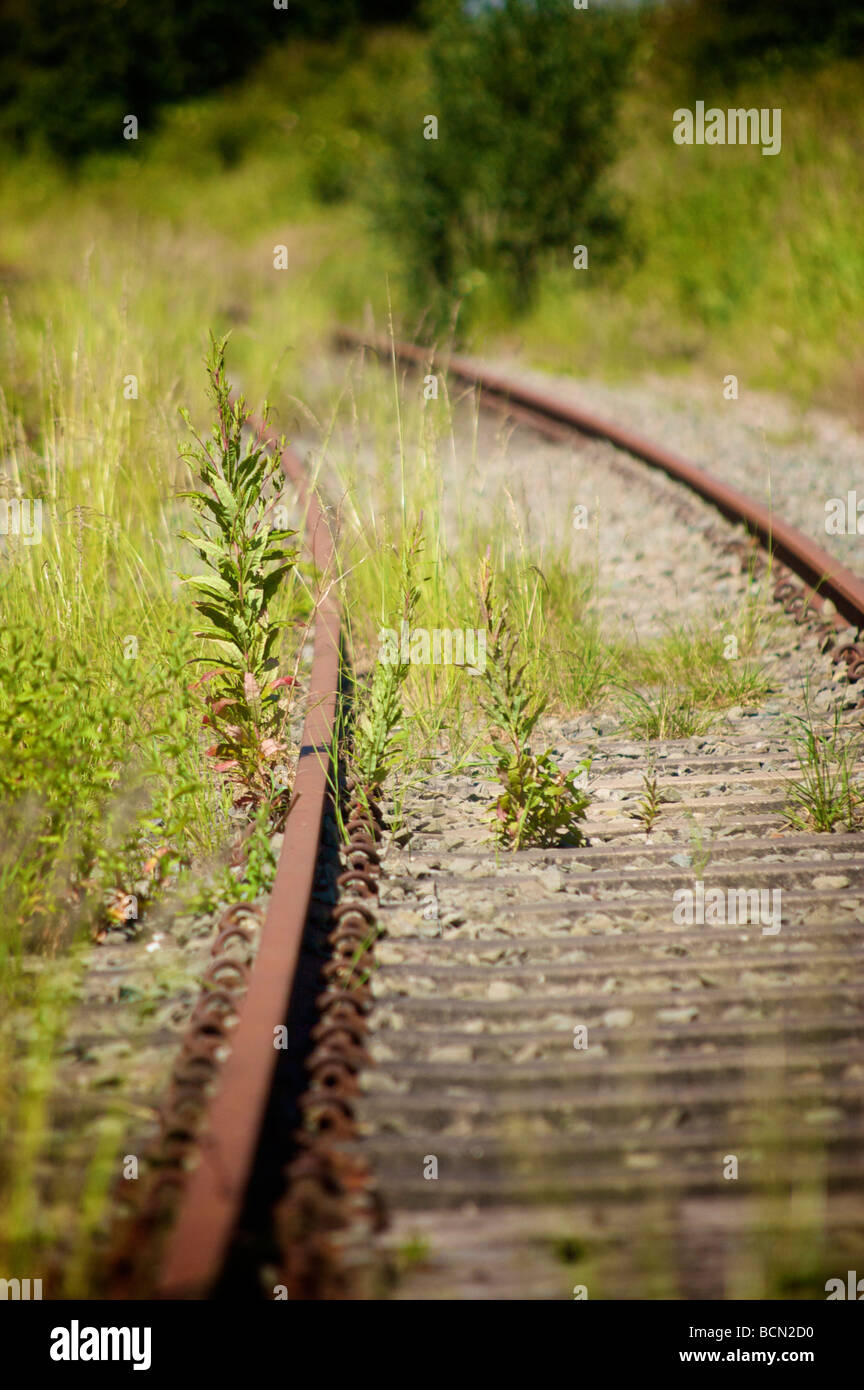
top-left (0, 617), bottom-right (201, 944)
top-left (784, 704), bottom-right (864, 832)
top-left (476, 557), bottom-right (589, 849)
top-left (636, 760), bottom-right (660, 834)
top-left (187, 800), bottom-right (282, 914)
top-left (178, 335), bottom-right (298, 805)
top-left (352, 518), bottom-right (424, 795)
top-left (396, 1234), bottom-right (431, 1271)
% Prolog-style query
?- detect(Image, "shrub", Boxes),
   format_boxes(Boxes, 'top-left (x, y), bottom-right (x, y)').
top-left (371, 0), bottom-right (640, 325)
top-left (656, 0), bottom-right (864, 92)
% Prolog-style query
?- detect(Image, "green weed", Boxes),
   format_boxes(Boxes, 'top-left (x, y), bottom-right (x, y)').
top-left (784, 704), bottom-right (864, 832)
top-left (178, 335), bottom-right (298, 807)
top-left (476, 557), bottom-right (590, 849)
top-left (619, 685), bottom-right (718, 740)
top-left (626, 619), bottom-right (771, 709)
top-left (685, 812), bottom-right (713, 878)
top-left (351, 519), bottom-right (424, 795)
top-left (636, 760), bottom-right (661, 834)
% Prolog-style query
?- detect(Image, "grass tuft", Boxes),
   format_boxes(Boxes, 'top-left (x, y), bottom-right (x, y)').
top-left (784, 703), bottom-right (864, 833)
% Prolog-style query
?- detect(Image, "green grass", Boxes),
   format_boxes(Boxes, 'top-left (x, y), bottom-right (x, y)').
top-left (619, 685), bottom-right (719, 741)
top-left (0, 307), bottom-right (220, 1060)
top-left (0, 312), bottom-right (305, 1276)
top-left (627, 616), bottom-right (772, 706)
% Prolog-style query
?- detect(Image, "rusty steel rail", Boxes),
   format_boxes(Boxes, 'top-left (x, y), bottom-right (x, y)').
top-left (336, 329), bottom-right (864, 632)
top-left (156, 434), bottom-right (342, 1299)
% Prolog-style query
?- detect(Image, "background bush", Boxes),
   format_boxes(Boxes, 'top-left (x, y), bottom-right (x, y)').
top-left (0, 0), bottom-right (424, 161)
top-left (370, 0), bottom-right (640, 330)
top-left (658, 0), bottom-right (864, 91)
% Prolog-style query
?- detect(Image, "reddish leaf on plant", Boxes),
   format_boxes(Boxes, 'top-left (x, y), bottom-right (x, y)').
top-left (189, 670), bottom-right (222, 691)
top-left (208, 697), bottom-right (237, 715)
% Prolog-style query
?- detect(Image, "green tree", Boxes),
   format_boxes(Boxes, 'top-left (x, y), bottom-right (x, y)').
top-left (372, 0), bottom-right (639, 327)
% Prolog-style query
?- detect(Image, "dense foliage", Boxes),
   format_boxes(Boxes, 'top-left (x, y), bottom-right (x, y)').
top-left (659, 0), bottom-right (864, 89)
top-left (371, 0), bottom-right (639, 326)
top-left (0, 0), bottom-right (423, 160)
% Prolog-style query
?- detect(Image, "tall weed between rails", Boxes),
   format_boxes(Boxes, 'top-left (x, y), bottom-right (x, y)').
top-left (636, 758), bottom-right (661, 835)
top-left (476, 556), bottom-right (590, 849)
top-left (783, 703), bottom-right (864, 832)
top-left (351, 518), bottom-right (424, 797)
top-left (684, 811), bottom-right (713, 878)
top-left (178, 335), bottom-right (298, 809)
top-left (512, 552), bottom-right (617, 711)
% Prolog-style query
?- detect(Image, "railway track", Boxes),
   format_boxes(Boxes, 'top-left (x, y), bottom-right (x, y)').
top-left (348, 741), bottom-right (864, 1299)
top-left (108, 335), bottom-right (864, 1300)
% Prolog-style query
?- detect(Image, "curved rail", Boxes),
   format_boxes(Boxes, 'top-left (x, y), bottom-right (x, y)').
top-left (336, 329), bottom-right (864, 630)
top-left (157, 435), bottom-right (341, 1298)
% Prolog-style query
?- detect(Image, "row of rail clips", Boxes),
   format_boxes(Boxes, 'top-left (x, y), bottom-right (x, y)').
top-left (721, 533), bottom-right (864, 694)
top-left (276, 779), bottom-right (387, 1299)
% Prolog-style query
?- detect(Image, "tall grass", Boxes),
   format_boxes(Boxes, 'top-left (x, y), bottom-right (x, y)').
top-left (0, 307), bottom-right (214, 1269)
